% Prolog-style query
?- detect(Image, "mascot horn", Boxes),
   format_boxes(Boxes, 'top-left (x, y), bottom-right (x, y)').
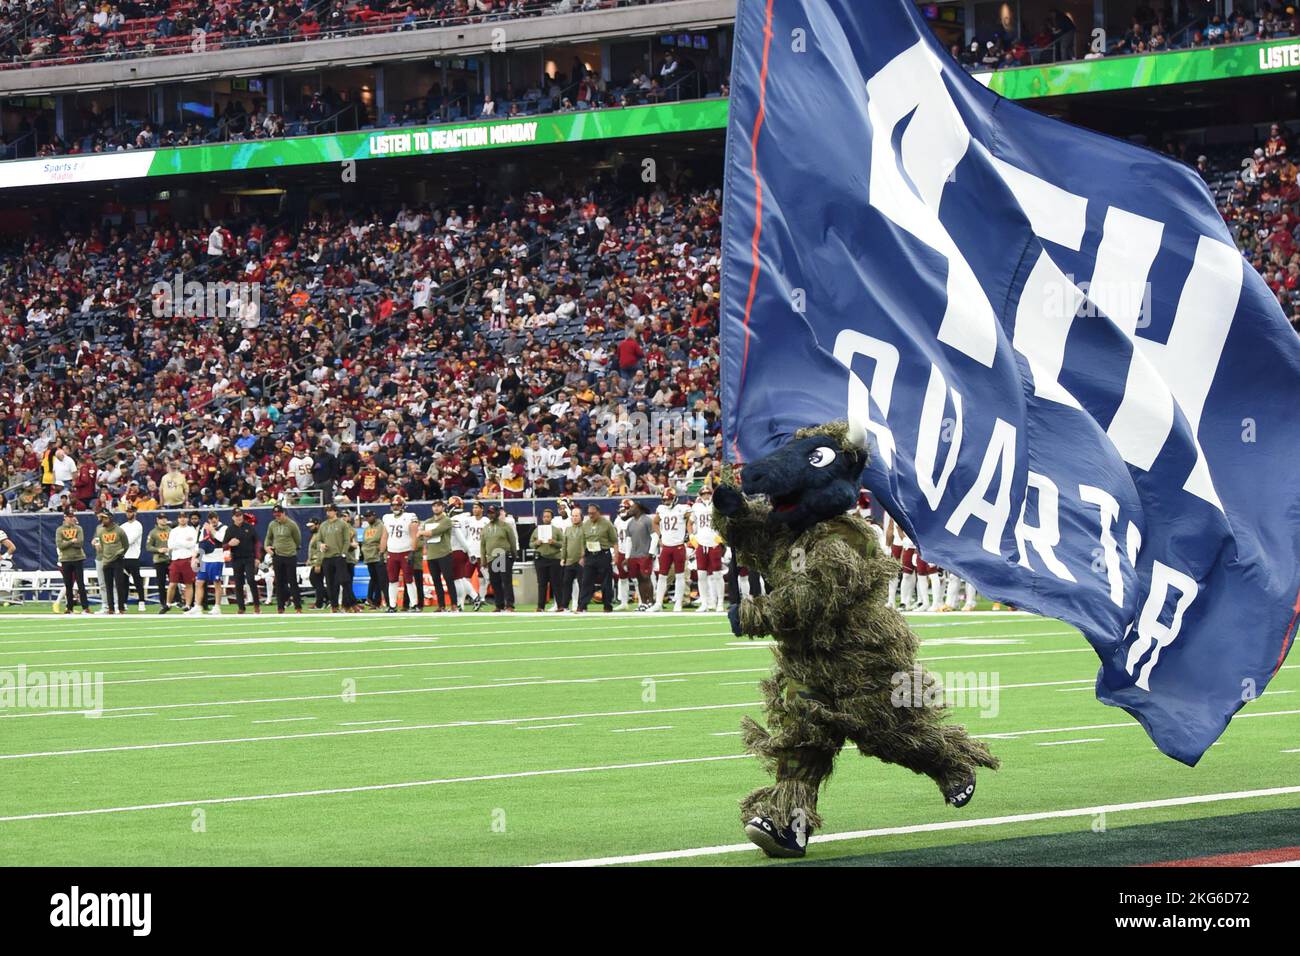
top-left (713, 419), bottom-right (999, 859)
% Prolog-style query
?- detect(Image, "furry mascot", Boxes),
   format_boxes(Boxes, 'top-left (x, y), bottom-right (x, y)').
top-left (713, 419), bottom-right (999, 858)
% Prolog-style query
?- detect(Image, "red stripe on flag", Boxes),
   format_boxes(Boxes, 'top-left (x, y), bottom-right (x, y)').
top-left (732, 0), bottom-right (776, 464)
top-left (1272, 582), bottom-right (1300, 676)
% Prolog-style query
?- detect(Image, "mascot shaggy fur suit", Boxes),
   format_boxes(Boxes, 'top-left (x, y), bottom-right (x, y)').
top-left (714, 420), bottom-right (998, 856)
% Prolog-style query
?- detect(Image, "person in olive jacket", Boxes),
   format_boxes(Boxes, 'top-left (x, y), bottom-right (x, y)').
top-left (559, 507), bottom-right (585, 613)
top-left (56, 509), bottom-right (91, 613)
top-left (264, 505), bottom-right (303, 612)
top-left (480, 504), bottom-right (519, 611)
top-left (531, 507), bottom-right (563, 612)
top-left (360, 510), bottom-right (388, 609)
top-left (316, 503), bottom-right (357, 612)
top-left (419, 499), bottom-right (458, 611)
top-left (578, 503), bottom-right (617, 613)
top-left (145, 514), bottom-right (172, 610)
top-left (91, 511), bottom-right (130, 613)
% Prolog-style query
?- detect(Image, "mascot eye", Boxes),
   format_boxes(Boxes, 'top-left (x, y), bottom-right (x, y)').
top-left (808, 446), bottom-right (837, 469)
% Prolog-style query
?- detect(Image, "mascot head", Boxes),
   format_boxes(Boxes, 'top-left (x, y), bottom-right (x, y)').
top-left (740, 418), bottom-right (869, 536)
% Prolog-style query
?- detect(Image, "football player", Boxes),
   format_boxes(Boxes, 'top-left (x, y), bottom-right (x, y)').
top-left (652, 487), bottom-right (691, 612)
top-left (691, 485), bottom-right (724, 612)
top-left (380, 495), bottom-right (420, 612)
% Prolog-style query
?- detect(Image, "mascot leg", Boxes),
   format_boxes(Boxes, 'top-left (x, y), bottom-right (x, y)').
top-left (850, 694), bottom-right (999, 803)
top-left (738, 674), bottom-right (845, 833)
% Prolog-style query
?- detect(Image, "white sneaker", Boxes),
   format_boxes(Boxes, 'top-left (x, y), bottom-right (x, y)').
top-left (207, 607), bottom-right (221, 616)
top-left (184, 606), bottom-right (203, 617)
top-left (137, 601), bottom-right (146, 612)
top-left (673, 604), bottom-right (683, 613)
top-left (962, 601), bottom-right (977, 612)
top-left (645, 604), bottom-right (660, 613)
top-left (95, 607), bottom-right (111, 615)
top-left (614, 603), bottom-right (628, 611)
top-left (696, 604), bottom-right (711, 613)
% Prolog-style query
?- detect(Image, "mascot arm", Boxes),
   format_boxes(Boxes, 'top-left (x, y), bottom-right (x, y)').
top-left (713, 468), bottom-right (775, 564)
top-left (736, 594), bottom-right (774, 637)
top-left (762, 536), bottom-right (872, 646)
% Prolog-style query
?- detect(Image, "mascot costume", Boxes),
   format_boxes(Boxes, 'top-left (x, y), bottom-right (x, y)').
top-left (713, 419), bottom-right (999, 858)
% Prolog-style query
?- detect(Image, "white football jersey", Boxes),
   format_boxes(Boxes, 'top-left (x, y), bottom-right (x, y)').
top-left (614, 515), bottom-right (631, 553)
top-left (691, 500), bottom-right (719, 547)
top-left (453, 513), bottom-right (488, 554)
top-left (382, 511), bottom-right (415, 553)
top-left (656, 503), bottom-right (690, 547)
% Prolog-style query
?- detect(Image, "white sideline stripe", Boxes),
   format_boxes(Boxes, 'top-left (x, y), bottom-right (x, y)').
top-left (1257, 860), bottom-right (1300, 867)
top-left (0, 754), bottom-right (756, 822)
top-left (0, 609), bottom-right (1033, 628)
top-left (0, 633), bottom-right (1087, 673)
top-left (0, 671), bottom-right (706, 720)
top-left (536, 784), bottom-right (1300, 866)
top-left (610, 726), bottom-right (673, 733)
top-left (91, 712), bottom-right (155, 719)
top-left (7, 704), bottom-right (1299, 764)
top-left (0, 616), bottom-right (1063, 653)
top-left (169, 715), bottom-right (235, 722)
top-left (978, 709), bottom-right (1300, 740)
top-left (515, 723), bottom-right (579, 731)
top-left (710, 731), bottom-right (742, 736)
top-left (0, 702), bottom-right (761, 760)
top-left (1035, 738), bottom-right (1105, 746)
top-left (338, 719), bottom-right (403, 727)
top-left (0, 619), bottom-right (746, 648)
top-left (0, 660), bottom-right (1098, 722)
top-left (251, 717), bottom-right (317, 725)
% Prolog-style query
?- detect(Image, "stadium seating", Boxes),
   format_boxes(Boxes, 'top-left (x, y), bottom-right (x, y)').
top-left (0, 180), bottom-right (724, 510)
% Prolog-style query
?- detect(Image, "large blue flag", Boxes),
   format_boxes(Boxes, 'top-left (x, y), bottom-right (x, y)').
top-left (720, 0), bottom-right (1300, 764)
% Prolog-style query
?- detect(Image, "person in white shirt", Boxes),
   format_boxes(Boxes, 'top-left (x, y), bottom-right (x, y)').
top-left (380, 496), bottom-right (421, 611)
top-left (691, 486), bottom-right (724, 612)
top-left (52, 448), bottom-right (77, 488)
top-left (451, 501), bottom-right (489, 609)
top-left (287, 448), bottom-right (314, 491)
top-left (163, 511), bottom-right (199, 614)
top-left (195, 513), bottom-right (228, 616)
top-left (119, 506), bottom-right (148, 611)
top-left (652, 488), bottom-right (692, 611)
top-left (207, 225), bottom-right (225, 258)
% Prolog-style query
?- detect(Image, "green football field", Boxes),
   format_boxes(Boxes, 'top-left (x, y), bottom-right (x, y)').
top-left (0, 606), bottom-right (1297, 866)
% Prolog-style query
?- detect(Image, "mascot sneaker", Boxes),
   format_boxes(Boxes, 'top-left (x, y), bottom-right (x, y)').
top-left (945, 774), bottom-right (977, 808)
top-left (744, 811), bottom-right (811, 859)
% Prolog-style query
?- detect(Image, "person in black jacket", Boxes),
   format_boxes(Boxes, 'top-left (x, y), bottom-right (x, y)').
top-left (312, 442), bottom-right (338, 504)
top-left (226, 507), bottom-right (261, 614)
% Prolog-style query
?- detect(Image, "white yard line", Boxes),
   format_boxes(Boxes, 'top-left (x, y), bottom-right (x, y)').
top-left (1035, 738), bottom-right (1105, 746)
top-left (0, 635), bottom-right (1092, 677)
top-left (978, 709), bottom-right (1300, 740)
top-left (5, 705), bottom-right (1298, 764)
top-left (0, 753), bottom-right (758, 823)
top-left (610, 726), bottom-right (673, 733)
top-left (250, 717), bottom-right (318, 725)
top-left (338, 719), bottom-right (404, 727)
top-left (169, 715), bottom-right (235, 722)
top-left (515, 723), bottom-right (579, 731)
top-left (0, 669), bottom-right (753, 720)
top-left (537, 786), bottom-right (1300, 866)
top-left (0, 702), bottom-right (761, 761)
top-left (90, 712), bottom-right (156, 719)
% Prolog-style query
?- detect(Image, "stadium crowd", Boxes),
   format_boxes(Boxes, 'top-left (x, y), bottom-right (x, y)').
top-left (1207, 123), bottom-right (1300, 332)
top-left (951, 1), bottom-right (1299, 71)
top-left (0, 176), bottom-right (725, 512)
top-left (0, 0), bottom-right (671, 67)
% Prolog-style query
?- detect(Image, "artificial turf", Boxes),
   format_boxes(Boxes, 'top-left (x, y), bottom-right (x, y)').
top-left (0, 606), bottom-right (1295, 866)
